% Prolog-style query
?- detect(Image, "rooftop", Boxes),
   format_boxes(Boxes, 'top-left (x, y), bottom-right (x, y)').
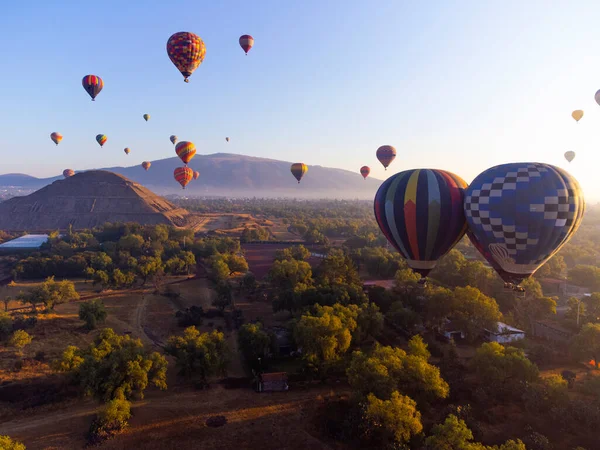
top-left (487, 322), bottom-right (525, 335)
top-left (0, 234), bottom-right (49, 249)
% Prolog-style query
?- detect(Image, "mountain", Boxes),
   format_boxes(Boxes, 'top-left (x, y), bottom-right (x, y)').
top-left (0, 153), bottom-right (383, 199)
top-left (0, 171), bottom-right (191, 231)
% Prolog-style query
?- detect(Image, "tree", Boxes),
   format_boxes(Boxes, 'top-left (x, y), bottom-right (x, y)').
top-left (571, 322), bottom-right (600, 367)
top-left (569, 265), bottom-right (600, 290)
top-left (470, 342), bottom-right (539, 399)
top-left (165, 327), bottom-right (229, 383)
top-left (355, 303), bottom-right (384, 342)
top-left (275, 245), bottom-right (311, 262)
top-left (118, 234), bottom-right (144, 255)
top-left (79, 299), bottom-right (107, 330)
top-left (137, 256), bottom-right (164, 284)
top-left (268, 259), bottom-right (312, 291)
top-left (241, 272), bottom-right (257, 293)
top-left (394, 268), bottom-right (421, 288)
top-left (387, 303), bottom-right (422, 334)
top-left (2, 295), bottom-right (10, 312)
top-left (584, 292), bottom-right (600, 323)
top-left (315, 249), bottom-right (362, 287)
top-left (535, 254), bottom-right (567, 279)
top-left (566, 297), bottom-right (585, 324)
top-left (93, 270), bottom-right (110, 291)
top-left (17, 277), bottom-right (79, 311)
top-left (9, 330), bottom-right (32, 355)
top-left (209, 255), bottom-right (230, 283)
top-left (54, 328), bottom-right (167, 401)
top-left (425, 414), bottom-right (477, 450)
top-left (294, 304), bottom-right (357, 371)
top-left (88, 397), bottom-right (132, 443)
top-left (0, 311), bottom-right (12, 340)
top-left (213, 282), bottom-right (233, 312)
top-left (451, 286), bottom-right (502, 342)
top-left (224, 254), bottom-right (249, 274)
top-left (347, 344), bottom-right (449, 403)
top-left (91, 252), bottom-right (113, 271)
top-left (0, 436), bottom-right (26, 450)
top-left (408, 334), bottom-right (431, 360)
top-left (364, 391), bottom-right (423, 447)
top-left (238, 322), bottom-right (272, 364)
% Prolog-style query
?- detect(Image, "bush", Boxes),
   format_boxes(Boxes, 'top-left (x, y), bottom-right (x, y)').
top-left (79, 299), bottom-right (107, 330)
top-left (88, 398), bottom-right (132, 444)
top-left (9, 330), bottom-right (32, 354)
top-left (175, 306), bottom-right (204, 327)
top-left (12, 315), bottom-right (37, 331)
top-left (0, 435), bottom-right (26, 450)
top-left (0, 311), bottom-right (12, 340)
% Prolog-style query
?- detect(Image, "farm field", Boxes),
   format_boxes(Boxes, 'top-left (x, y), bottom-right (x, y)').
top-left (241, 243), bottom-right (324, 279)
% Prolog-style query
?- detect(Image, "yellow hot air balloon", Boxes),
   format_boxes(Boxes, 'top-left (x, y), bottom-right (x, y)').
top-left (290, 163), bottom-right (308, 183)
top-left (572, 110), bottom-right (584, 122)
top-left (124, 148), bottom-right (131, 155)
top-left (143, 114), bottom-right (150, 121)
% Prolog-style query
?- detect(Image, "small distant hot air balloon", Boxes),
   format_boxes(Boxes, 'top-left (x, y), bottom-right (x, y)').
top-left (360, 166), bottom-right (370, 180)
top-left (143, 114), bottom-right (150, 121)
top-left (96, 134), bottom-right (107, 147)
top-left (63, 169), bottom-right (74, 178)
top-left (291, 163), bottom-right (308, 183)
top-left (564, 151), bottom-right (575, 163)
top-left (166, 32), bottom-right (206, 82)
top-left (375, 169), bottom-right (469, 280)
top-left (82, 75), bottom-right (103, 101)
top-left (142, 161), bottom-right (151, 171)
top-left (225, 137), bottom-right (230, 142)
top-left (124, 148), bottom-right (131, 155)
top-left (595, 90), bottom-right (600, 106)
top-left (239, 35), bottom-right (254, 55)
top-left (170, 135), bottom-right (178, 145)
top-left (174, 166), bottom-right (194, 189)
top-left (175, 141), bottom-right (196, 165)
top-left (376, 145), bottom-right (396, 170)
top-left (193, 171), bottom-right (200, 180)
top-left (50, 132), bottom-right (63, 146)
top-left (572, 110), bottom-right (584, 122)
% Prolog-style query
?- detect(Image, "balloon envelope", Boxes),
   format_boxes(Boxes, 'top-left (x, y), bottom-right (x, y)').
top-left (225, 137), bottom-right (230, 142)
top-left (595, 90), bottom-right (600, 106)
top-left (239, 35), bottom-right (254, 54)
top-left (572, 110), bottom-right (584, 122)
top-left (465, 162), bottom-right (585, 285)
top-left (174, 166), bottom-right (194, 189)
top-left (376, 145), bottom-right (396, 170)
top-left (374, 169), bottom-right (468, 278)
top-left (170, 135), bottom-right (178, 145)
top-left (50, 132), bottom-right (62, 145)
top-left (193, 170), bottom-right (200, 180)
top-left (360, 166), bottom-right (370, 179)
top-left (143, 114), bottom-right (150, 121)
top-left (166, 32), bottom-right (206, 82)
top-left (96, 134), bottom-right (107, 147)
top-left (564, 151), bottom-right (575, 163)
top-left (175, 141), bottom-right (196, 165)
top-left (82, 75), bottom-right (103, 101)
top-left (63, 169), bottom-right (74, 178)
top-left (142, 161), bottom-right (151, 171)
top-left (124, 148), bottom-right (131, 155)
top-left (291, 163), bottom-right (308, 183)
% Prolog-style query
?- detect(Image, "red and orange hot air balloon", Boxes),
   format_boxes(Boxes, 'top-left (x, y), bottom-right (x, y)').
top-left (63, 169), bottom-right (74, 178)
top-left (193, 170), bottom-right (200, 180)
top-left (167, 32), bottom-right (206, 82)
top-left (376, 145), bottom-right (396, 170)
top-left (142, 161), bottom-right (151, 171)
top-left (239, 35), bottom-right (254, 55)
top-left (360, 166), bottom-right (370, 180)
top-left (50, 132), bottom-right (63, 146)
top-left (174, 166), bottom-right (194, 189)
top-left (96, 134), bottom-right (107, 147)
top-left (291, 163), bottom-right (308, 184)
top-left (175, 141), bottom-right (196, 165)
top-left (82, 75), bottom-right (103, 101)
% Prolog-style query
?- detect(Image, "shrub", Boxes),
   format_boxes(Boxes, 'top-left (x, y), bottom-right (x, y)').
top-left (0, 435), bottom-right (26, 450)
top-left (78, 299), bottom-right (107, 330)
top-left (9, 330), bottom-right (32, 354)
top-left (175, 306), bottom-right (203, 327)
top-left (88, 398), bottom-right (132, 444)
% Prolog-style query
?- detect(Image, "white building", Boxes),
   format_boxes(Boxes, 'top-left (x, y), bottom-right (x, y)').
top-left (484, 322), bottom-right (525, 344)
top-left (0, 234), bottom-right (50, 250)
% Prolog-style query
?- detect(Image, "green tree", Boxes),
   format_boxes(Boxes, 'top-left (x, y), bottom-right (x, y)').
top-left (137, 256), bottom-right (163, 284)
top-left (364, 391), bottom-right (423, 447)
top-left (275, 245), bottom-right (311, 262)
top-left (54, 328), bottom-right (167, 401)
top-left (209, 256), bottom-right (230, 283)
top-left (17, 276), bottom-right (79, 311)
top-left (408, 334), bottom-right (431, 360)
top-left (571, 322), bottom-right (600, 367)
top-left (394, 268), bottom-right (421, 288)
top-left (165, 327), bottom-right (229, 383)
top-left (0, 311), bottom-right (12, 340)
top-left (238, 322), bottom-right (271, 363)
top-left (355, 303), bottom-right (384, 342)
top-left (9, 330), bottom-right (32, 355)
top-left (241, 272), bottom-right (257, 293)
top-left (213, 282), bottom-right (233, 312)
top-left (268, 259), bottom-right (313, 290)
top-left (569, 265), bottom-right (600, 290)
top-left (79, 299), bottom-right (107, 330)
top-left (93, 270), bottom-right (110, 291)
top-left (425, 414), bottom-right (478, 450)
top-left (0, 436), bottom-right (26, 450)
top-left (584, 292), bottom-right (600, 322)
top-left (88, 397), bottom-right (132, 443)
top-left (91, 252), bottom-right (113, 271)
top-left (316, 249), bottom-right (361, 286)
top-left (535, 255), bottom-right (566, 279)
top-left (118, 234), bottom-right (145, 255)
top-left (452, 286), bottom-right (502, 342)
top-left (224, 254), bottom-right (249, 274)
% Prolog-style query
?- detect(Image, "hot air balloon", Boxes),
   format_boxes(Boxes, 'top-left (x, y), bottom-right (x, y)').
top-left (572, 110), bottom-right (584, 122)
top-left (142, 161), bottom-right (151, 171)
top-left (96, 134), bottom-right (107, 147)
top-left (193, 171), bottom-right (200, 180)
top-left (376, 145), bottom-right (396, 170)
top-left (170, 135), bottom-right (178, 145)
top-left (595, 90), bottom-right (600, 106)
top-left (290, 163), bottom-right (308, 183)
top-left (82, 75), bottom-right (103, 101)
top-left (166, 32), bottom-right (206, 82)
top-left (239, 35), bottom-right (254, 55)
top-left (175, 141), bottom-right (196, 165)
top-left (143, 114), bottom-right (150, 121)
top-left (63, 169), bottom-right (74, 178)
top-left (374, 169), bottom-right (468, 280)
top-left (465, 163), bottom-right (585, 288)
top-left (225, 137), bottom-right (230, 142)
top-left (174, 166), bottom-right (193, 189)
top-left (564, 151), bottom-right (575, 163)
top-left (50, 132), bottom-right (63, 146)
top-left (360, 166), bottom-right (370, 180)
top-left (124, 148), bottom-right (131, 155)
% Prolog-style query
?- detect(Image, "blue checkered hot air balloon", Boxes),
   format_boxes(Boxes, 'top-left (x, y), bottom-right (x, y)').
top-left (465, 163), bottom-right (585, 287)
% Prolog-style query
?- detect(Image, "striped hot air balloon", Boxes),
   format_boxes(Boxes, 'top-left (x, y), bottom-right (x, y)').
top-left (174, 166), bottom-right (194, 189)
top-left (291, 163), bottom-right (308, 183)
top-left (360, 166), bottom-right (370, 180)
top-left (63, 169), bottom-right (74, 178)
top-left (82, 75), bottom-right (103, 101)
top-left (374, 169), bottom-right (468, 280)
top-left (166, 32), bottom-right (206, 82)
top-left (50, 132), bottom-right (63, 146)
top-left (193, 171), bottom-right (200, 180)
top-left (465, 163), bottom-right (585, 287)
top-left (239, 35), bottom-right (254, 55)
top-left (142, 161), bottom-right (151, 171)
top-left (175, 141), bottom-right (196, 165)
top-left (376, 145), bottom-right (396, 170)
top-left (170, 135), bottom-right (178, 145)
top-left (124, 148), bottom-right (131, 155)
top-left (96, 134), bottom-right (107, 147)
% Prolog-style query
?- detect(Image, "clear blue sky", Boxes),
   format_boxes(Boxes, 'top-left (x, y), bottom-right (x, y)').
top-left (1, 1), bottom-right (600, 200)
